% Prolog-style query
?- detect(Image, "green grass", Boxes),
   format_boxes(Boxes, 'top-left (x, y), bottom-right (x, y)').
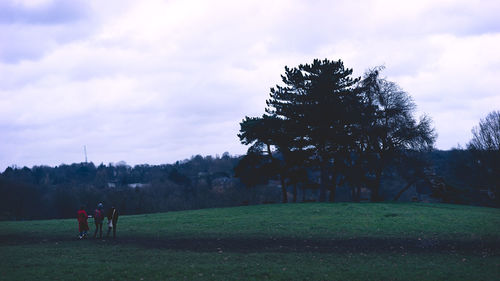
top-left (1, 202), bottom-right (499, 280)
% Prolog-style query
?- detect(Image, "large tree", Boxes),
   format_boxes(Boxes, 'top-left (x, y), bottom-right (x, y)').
top-left (240, 59), bottom-right (361, 202)
top-left (357, 67), bottom-right (436, 201)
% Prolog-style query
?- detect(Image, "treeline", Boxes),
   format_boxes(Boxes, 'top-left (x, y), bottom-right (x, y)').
top-left (0, 154), bottom-right (281, 220)
top-left (0, 148), bottom-right (498, 221)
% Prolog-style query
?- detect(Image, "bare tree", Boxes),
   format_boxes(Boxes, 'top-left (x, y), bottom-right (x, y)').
top-left (357, 67), bottom-right (436, 201)
top-left (468, 110), bottom-right (500, 151)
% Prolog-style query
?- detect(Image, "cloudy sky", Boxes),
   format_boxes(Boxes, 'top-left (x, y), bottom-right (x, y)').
top-left (1, 0), bottom-right (499, 170)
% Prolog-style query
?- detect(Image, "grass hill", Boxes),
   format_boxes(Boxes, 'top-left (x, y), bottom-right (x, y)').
top-left (1, 203), bottom-right (499, 280)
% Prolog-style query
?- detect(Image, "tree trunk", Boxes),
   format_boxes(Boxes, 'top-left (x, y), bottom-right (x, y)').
top-left (328, 186), bottom-right (336, 202)
top-left (351, 186), bottom-right (360, 202)
top-left (302, 187), bottom-right (306, 202)
top-left (280, 175), bottom-right (288, 203)
top-left (319, 161), bottom-right (328, 202)
top-left (293, 183), bottom-right (297, 203)
top-left (370, 169), bottom-right (383, 202)
top-left (328, 172), bottom-right (337, 202)
top-left (393, 178), bottom-right (419, 201)
top-left (264, 146), bottom-right (287, 203)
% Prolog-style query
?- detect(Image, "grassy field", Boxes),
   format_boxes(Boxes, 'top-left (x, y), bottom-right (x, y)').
top-left (1, 202), bottom-right (499, 280)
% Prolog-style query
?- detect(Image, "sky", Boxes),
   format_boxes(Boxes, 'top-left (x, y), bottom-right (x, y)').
top-left (1, 0), bottom-right (499, 171)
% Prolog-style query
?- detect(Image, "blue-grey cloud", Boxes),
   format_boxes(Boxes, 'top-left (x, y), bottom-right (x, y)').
top-left (0, 0), bottom-right (94, 63)
top-left (0, 0), bottom-right (89, 24)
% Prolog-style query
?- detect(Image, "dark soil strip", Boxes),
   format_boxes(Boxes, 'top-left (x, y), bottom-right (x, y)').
top-left (1, 235), bottom-right (499, 255)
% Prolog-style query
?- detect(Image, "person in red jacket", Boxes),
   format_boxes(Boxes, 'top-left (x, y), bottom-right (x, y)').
top-left (77, 206), bottom-right (89, 239)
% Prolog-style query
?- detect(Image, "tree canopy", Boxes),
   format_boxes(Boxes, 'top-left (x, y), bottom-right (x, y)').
top-left (238, 59), bottom-right (436, 202)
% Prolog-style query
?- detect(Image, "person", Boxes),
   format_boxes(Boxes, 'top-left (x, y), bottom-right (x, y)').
top-left (93, 203), bottom-right (104, 239)
top-left (106, 206), bottom-right (119, 239)
top-left (77, 206), bottom-right (89, 239)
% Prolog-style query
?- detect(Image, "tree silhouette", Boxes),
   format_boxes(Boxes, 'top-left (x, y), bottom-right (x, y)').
top-left (239, 59), bottom-right (361, 202)
top-left (357, 67), bottom-right (436, 201)
top-left (238, 115), bottom-right (295, 202)
top-left (467, 110), bottom-right (500, 205)
top-left (468, 110), bottom-right (500, 151)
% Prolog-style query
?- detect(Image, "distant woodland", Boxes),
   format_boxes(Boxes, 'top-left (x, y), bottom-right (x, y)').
top-left (1, 59), bottom-right (498, 220)
top-left (0, 149), bottom-right (497, 221)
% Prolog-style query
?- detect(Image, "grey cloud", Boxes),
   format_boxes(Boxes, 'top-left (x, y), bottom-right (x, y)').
top-left (0, 23), bottom-right (95, 63)
top-left (0, 0), bottom-right (96, 63)
top-left (427, 1), bottom-right (500, 36)
top-left (0, 0), bottom-right (89, 24)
